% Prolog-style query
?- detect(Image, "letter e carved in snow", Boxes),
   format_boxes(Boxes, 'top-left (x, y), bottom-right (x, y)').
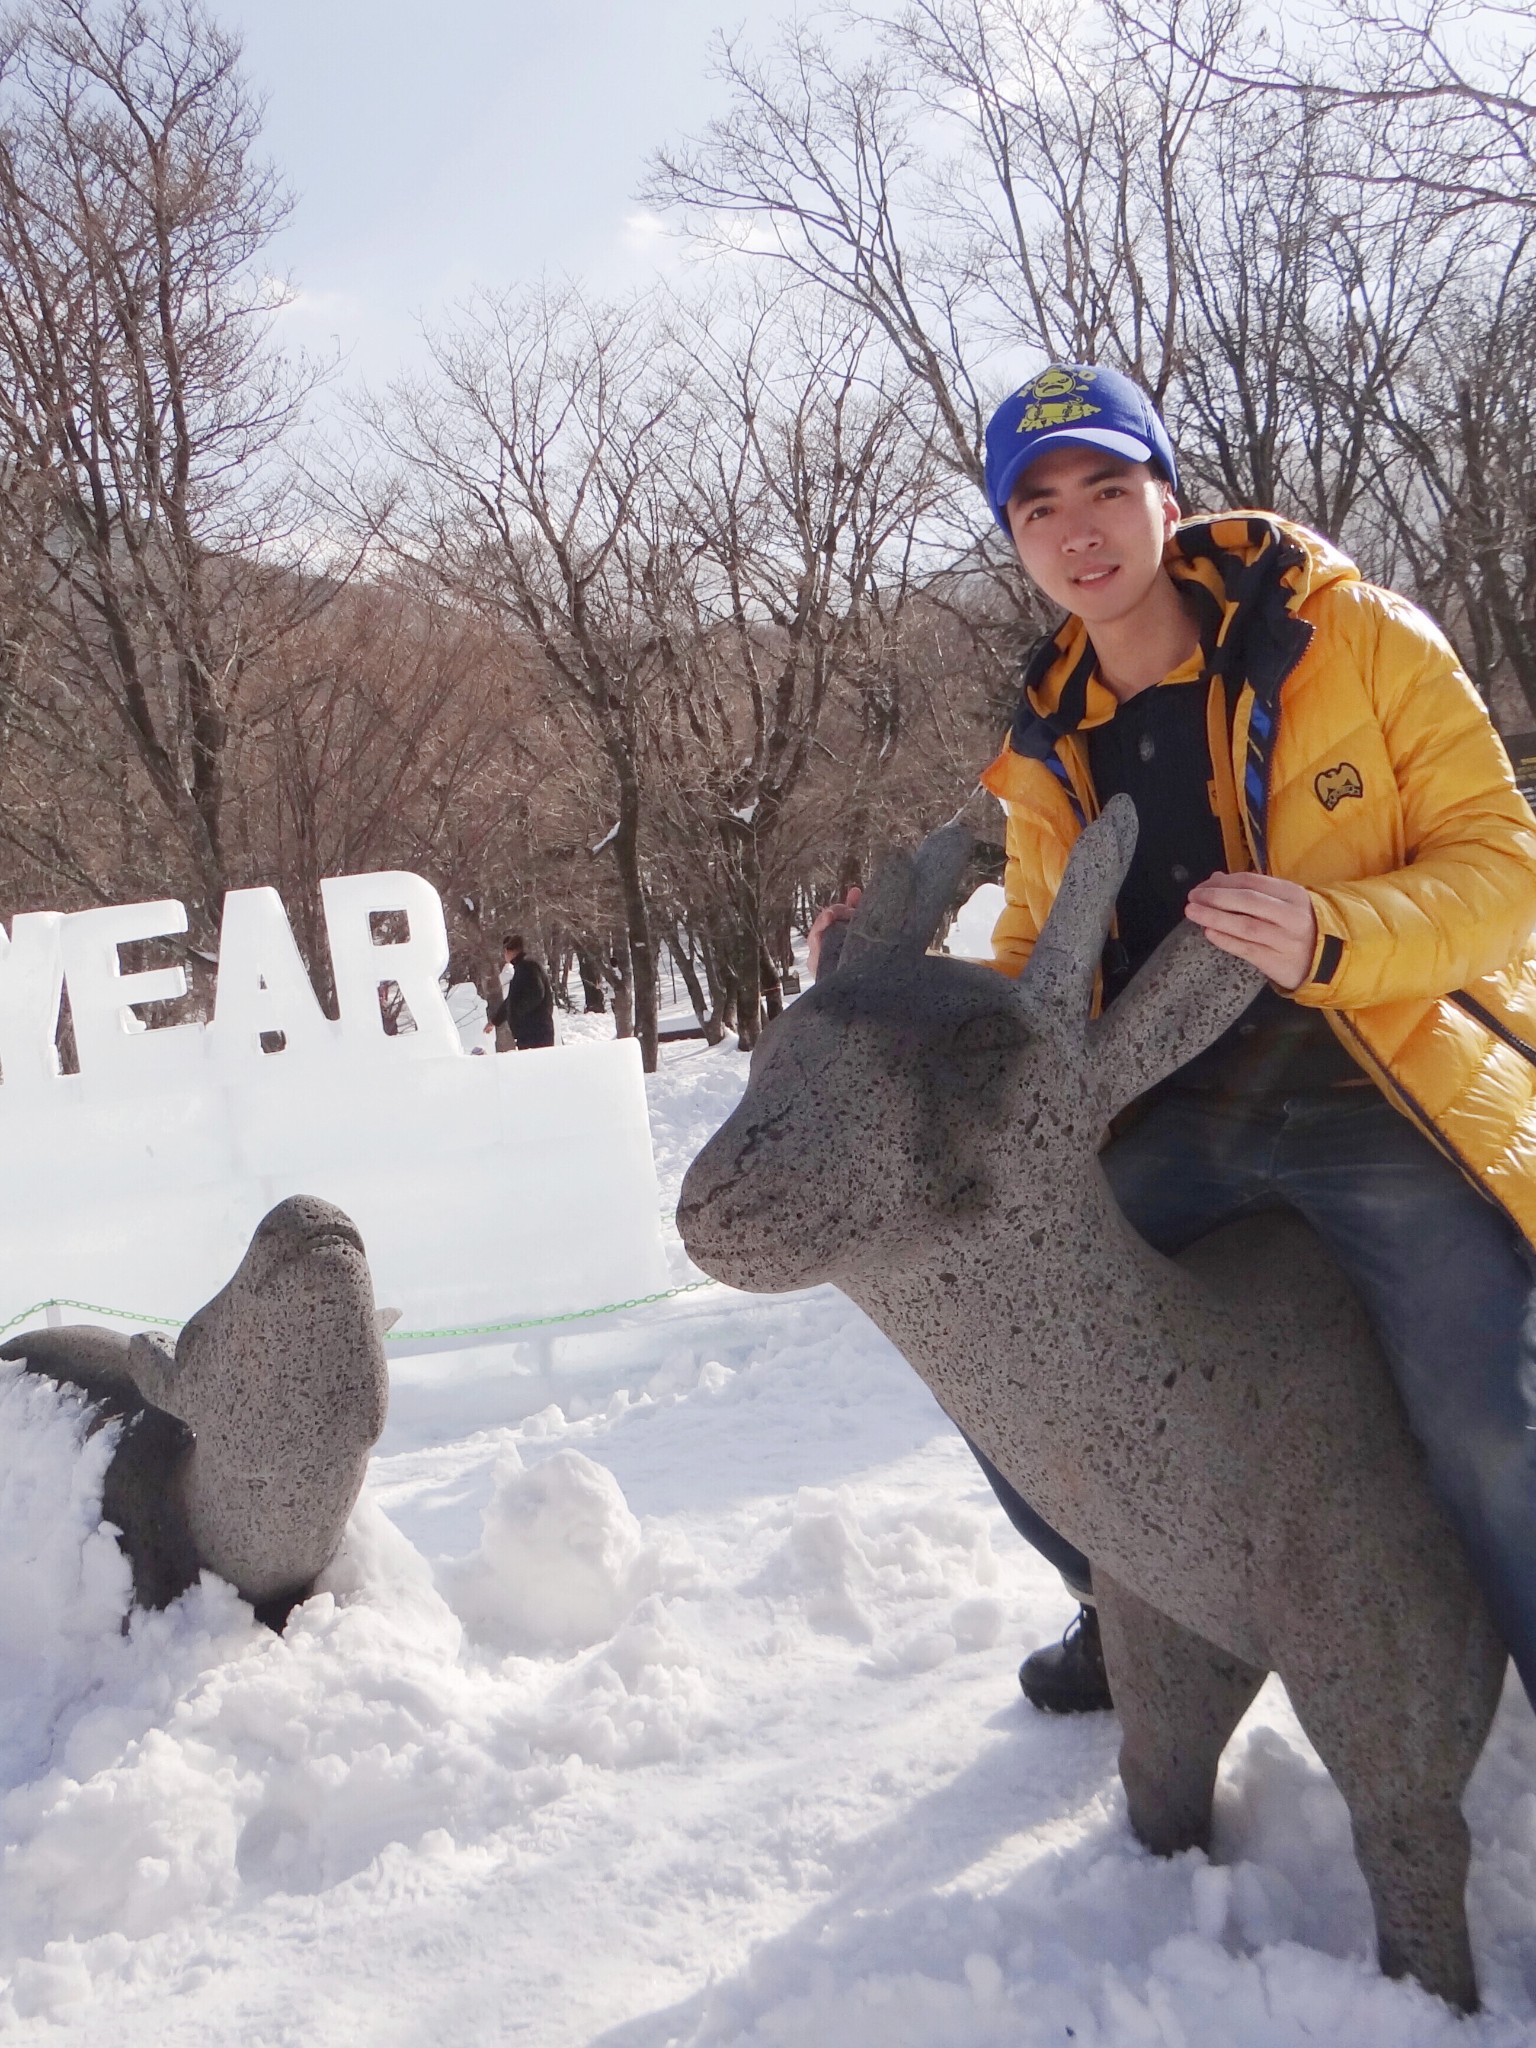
top-left (0, 912), bottom-right (65, 1096)
top-left (58, 901), bottom-right (204, 1086)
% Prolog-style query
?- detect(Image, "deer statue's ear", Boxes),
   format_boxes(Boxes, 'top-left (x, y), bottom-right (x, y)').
top-left (1016, 795), bottom-right (1138, 1046)
top-left (840, 820), bottom-right (975, 972)
top-left (1090, 921), bottom-right (1264, 1116)
top-left (905, 820), bottom-right (976, 949)
top-left (839, 855), bottom-right (915, 968)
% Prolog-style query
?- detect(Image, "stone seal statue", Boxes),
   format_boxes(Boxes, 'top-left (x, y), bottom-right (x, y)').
top-left (0, 1194), bottom-right (389, 1629)
top-left (677, 798), bottom-right (1509, 2012)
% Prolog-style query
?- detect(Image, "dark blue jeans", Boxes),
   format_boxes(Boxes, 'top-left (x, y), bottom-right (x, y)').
top-left (975, 1084), bottom-right (1536, 1706)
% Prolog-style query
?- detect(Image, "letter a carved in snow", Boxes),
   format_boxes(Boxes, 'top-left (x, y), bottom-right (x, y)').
top-left (207, 887), bottom-right (337, 1065)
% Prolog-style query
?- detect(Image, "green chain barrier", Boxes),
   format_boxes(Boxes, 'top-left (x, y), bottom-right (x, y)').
top-left (0, 1279), bottom-right (719, 1347)
top-left (385, 1279), bottom-right (718, 1342)
top-left (0, 1297), bottom-right (183, 1341)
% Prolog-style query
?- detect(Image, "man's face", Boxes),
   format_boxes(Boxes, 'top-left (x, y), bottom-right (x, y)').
top-left (1005, 445), bottom-right (1180, 626)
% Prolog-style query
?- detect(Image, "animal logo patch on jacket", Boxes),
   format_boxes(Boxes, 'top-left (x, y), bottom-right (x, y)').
top-left (1315, 761), bottom-right (1364, 811)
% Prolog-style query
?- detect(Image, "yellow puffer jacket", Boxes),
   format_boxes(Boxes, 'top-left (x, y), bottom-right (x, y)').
top-left (979, 513), bottom-right (1536, 1247)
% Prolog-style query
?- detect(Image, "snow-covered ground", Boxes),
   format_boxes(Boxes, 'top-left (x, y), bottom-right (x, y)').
top-left (2, 1011), bottom-right (1536, 2045)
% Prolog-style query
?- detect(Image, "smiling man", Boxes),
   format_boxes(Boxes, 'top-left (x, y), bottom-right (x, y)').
top-left (949, 364), bottom-right (1536, 1714)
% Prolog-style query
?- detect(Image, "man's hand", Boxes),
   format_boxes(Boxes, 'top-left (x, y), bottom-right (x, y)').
top-left (807, 885), bottom-right (863, 980)
top-left (1184, 872), bottom-right (1318, 991)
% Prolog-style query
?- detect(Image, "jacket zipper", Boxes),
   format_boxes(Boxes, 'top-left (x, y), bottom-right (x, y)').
top-left (1332, 1010), bottom-right (1529, 1241)
top-left (1449, 987), bottom-right (1536, 1069)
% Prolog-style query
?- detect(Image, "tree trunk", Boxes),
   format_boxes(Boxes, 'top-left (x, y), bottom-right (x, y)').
top-left (1457, 381), bottom-right (1536, 722)
top-left (733, 931), bottom-right (763, 1054)
top-left (604, 935), bottom-right (635, 1040)
top-left (668, 933), bottom-right (724, 1044)
top-left (575, 945), bottom-right (607, 1013)
top-left (695, 925), bottom-right (732, 1045)
top-left (605, 776), bottom-right (659, 1071)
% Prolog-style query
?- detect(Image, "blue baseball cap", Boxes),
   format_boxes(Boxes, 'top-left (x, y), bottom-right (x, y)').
top-left (984, 363), bottom-right (1179, 531)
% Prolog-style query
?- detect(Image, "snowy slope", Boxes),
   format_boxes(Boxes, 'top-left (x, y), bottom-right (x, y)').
top-left (0, 1022), bottom-right (1533, 2045)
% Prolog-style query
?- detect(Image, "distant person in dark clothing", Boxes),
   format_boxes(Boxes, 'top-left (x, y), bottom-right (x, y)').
top-left (488, 933), bottom-right (556, 1049)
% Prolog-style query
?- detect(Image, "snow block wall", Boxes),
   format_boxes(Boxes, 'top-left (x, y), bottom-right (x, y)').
top-left (0, 878), bottom-right (668, 1332)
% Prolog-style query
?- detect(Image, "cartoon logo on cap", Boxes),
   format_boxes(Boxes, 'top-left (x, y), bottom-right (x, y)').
top-left (1015, 367), bottom-right (1101, 435)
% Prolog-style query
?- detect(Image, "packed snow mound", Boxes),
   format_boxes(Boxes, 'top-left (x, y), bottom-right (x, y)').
top-left (945, 882), bottom-right (1007, 963)
top-left (0, 1367), bottom-right (133, 1776)
top-left (437, 1445), bottom-right (696, 1654)
top-left (0, 1032), bottom-right (1532, 2045)
top-left (0, 1353), bottom-right (732, 2030)
top-left (753, 1483), bottom-right (1005, 1664)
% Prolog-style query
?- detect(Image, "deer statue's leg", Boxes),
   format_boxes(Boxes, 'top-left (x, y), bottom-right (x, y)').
top-left (1095, 1574), bottom-right (1266, 1857)
top-left (1283, 1634), bottom-right (1500, 2014)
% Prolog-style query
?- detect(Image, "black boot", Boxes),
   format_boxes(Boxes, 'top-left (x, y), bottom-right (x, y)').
top-left (1018, 1604), bottom-right (1113, 1713)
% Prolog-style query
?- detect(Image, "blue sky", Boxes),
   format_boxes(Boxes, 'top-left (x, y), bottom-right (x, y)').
top-left (217, 0), bottom-right (799, 383)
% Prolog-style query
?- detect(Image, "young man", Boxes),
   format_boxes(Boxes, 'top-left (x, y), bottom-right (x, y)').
top-left (823, 362), bottom-right (1536, 1715)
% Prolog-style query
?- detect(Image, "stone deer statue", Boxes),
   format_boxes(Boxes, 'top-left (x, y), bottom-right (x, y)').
top-left (677, 796), bottom-right (1507, 2012)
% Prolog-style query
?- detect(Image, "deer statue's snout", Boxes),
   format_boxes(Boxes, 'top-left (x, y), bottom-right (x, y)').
top-left (677, 1124), bottom-right (805, 1293)
top-left (676, 1097), bottom-right (776, 1289)
top-left (677, 995), bottom-right (913, 1293)
top-left (678, 816), bottom-right (1030, 1295)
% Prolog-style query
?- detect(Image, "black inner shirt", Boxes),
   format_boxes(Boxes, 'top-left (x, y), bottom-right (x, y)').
top-left (1084, 676), bottom-right (1361, 1095)
top-left (1087, 680), bottom-right (1225, 987)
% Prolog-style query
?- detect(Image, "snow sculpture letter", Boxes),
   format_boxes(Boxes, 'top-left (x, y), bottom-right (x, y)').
top-left (319, 870), bottom-right (458, 1061)
top-left (678, 796), bottom-right (1507, 2013)
top-left (61, 898), bottom-right (203, 1085)
top-left (0, 911), bottom-right (66, 1095)
top-left (0, 873), bottom-right (666, 1333)
top-left (207, 886), bottom-right (338, 1063)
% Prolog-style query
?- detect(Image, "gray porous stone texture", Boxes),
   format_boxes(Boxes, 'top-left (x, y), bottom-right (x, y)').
top-left (677, 795), bottom-right (1508, 2013)
top-left (0, 1194), bottom-right (388, 1630)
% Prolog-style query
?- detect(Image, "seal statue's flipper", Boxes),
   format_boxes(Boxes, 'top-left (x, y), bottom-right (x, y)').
top-left (127, 1330), bottom-right (178, 1412)
top-left (0, 1324), bottom-right (199, 1609)
top-left (0, 1325), bottom-right (146, 1417)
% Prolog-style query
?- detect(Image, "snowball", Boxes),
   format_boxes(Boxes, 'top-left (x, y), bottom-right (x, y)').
top-left (437, 1449), bottom-right (651, 1655)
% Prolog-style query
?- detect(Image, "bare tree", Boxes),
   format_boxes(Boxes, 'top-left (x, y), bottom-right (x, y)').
top-left (1351, 232), bottom-right (1536, 719)
top-left (367, 282), bottom-right (701, 1069)
top-left (227, 578), bottom-right (530, 1000)
top-left (648, 0), bottom-right (1237, 483)
top-left (1115, 0), bottom-right (1536, 214)
top-left (1165, 82), bottom-right (1486, 541)
top-left (646, 289), bottom-right (949, 1047)
top-left (0, 0), bottom-right (333, 938)
top-left (650, 0), bottom-right (1534, 704)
